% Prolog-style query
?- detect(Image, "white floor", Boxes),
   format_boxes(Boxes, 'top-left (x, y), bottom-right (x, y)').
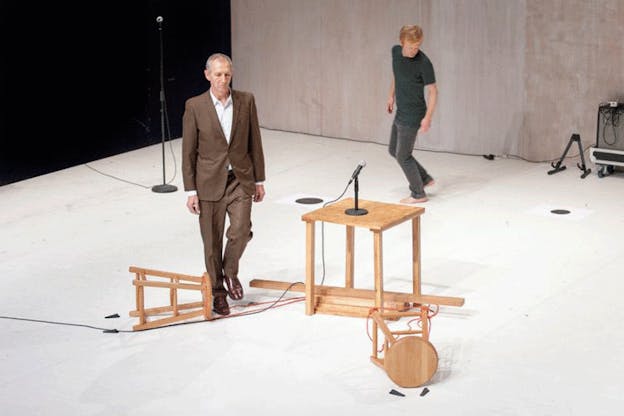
top-left (1, 129), bottom-right (624, 415)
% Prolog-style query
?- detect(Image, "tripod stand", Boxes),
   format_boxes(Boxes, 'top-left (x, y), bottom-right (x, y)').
top-left (547, 133), bottom-right (591, 179)
top-left (151, 16), bottom-right (177, 193)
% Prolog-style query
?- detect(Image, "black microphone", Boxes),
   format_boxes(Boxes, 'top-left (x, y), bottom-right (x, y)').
top-left (156, 16), bottom-right (163, 27)
top-left (349, 160), bottom-right (366, 184)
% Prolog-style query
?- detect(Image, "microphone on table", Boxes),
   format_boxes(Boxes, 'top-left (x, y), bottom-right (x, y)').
top-left (348, 160), bottom-right (366, 184)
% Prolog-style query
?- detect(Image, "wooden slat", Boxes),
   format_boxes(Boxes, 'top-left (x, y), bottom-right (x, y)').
top-left (128, 266), bottom-right (203, 283)
top-left (315, 294), bottom-right (409, 311)
top-left (132, 309), bottom-right (206, 331)
top-left (249, 279), bottom-right (464, 307)
top-left (390, 329), bottom-right (423, 336)
top-left (129, 301), bottom-right (204, 317)
top-left (314, 303), bottom-right (372, 317)
top-left (380, 309), bottom-right (426, 319)
top-left (132, 280), bottom-right (203, 291)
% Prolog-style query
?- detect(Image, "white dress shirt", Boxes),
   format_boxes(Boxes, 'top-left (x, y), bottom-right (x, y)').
top-left (211, 90), bottom-right (233, 144)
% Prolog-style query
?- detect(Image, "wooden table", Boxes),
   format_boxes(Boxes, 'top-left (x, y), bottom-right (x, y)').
top-left (251, 198), bottom-right (464, 317)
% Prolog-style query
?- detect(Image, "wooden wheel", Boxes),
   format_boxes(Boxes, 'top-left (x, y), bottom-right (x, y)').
top-left (384, 336), bottom-right (438, 387)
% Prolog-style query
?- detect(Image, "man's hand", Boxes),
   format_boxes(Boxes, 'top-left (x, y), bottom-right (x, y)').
top-left (419, 116), bottom-right (432, 133)
top-left (253, 184), bottom-right (265, 203)
top-left (186, 195), bottom-right (200, 215)
top-left (386, 96), bottom-right (394, 114)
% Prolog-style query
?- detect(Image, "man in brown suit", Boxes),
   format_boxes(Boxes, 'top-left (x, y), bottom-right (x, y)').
top-left (182, 53), bottom-right (266, 316)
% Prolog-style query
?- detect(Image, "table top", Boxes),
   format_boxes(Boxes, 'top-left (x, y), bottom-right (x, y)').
top-left (301, 198), bottom-right (425, 231)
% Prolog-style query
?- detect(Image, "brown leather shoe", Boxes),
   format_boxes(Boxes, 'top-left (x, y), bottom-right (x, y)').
top-left (224, 276), bottom-right (244, 300)
top-left (213, 295), bottom-right (230, 315)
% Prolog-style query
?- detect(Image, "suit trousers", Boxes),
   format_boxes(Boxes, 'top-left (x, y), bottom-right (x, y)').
top-left (199, 173), bottom-right (253, 296)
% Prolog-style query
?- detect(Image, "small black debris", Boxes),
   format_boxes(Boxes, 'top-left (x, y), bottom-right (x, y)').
top-left (389, 389), bottom-right (405, 397)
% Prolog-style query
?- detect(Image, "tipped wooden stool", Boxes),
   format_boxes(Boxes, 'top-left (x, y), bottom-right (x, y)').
top-left (370, 307), bottom-right (438, 387)
top-left (129, 266), bottom-right (212, 331)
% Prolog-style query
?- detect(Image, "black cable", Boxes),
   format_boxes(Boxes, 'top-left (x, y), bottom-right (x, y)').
top-left (162, 92), bottom-right (178, 185)
top-left (223, 282), bottom-right (305, 318)
top-left (260, 126), bottom-right (593, 164)
top-left (231, 179), bottom-right (351, 305)
top-left (0, 285), bottom-right (306, 333)
top-left (0, 315), bottom-right (134, 333)
top-left (84, 134), bottom-right (178, 190)
top-left (599, 105), bottom-right (621, 147)
top-left (84, 164), bottom-right (151, 189)
top-left (318, 181), bottom-right (351, 286)
top-left (84, 94), bottom-right (178, 189)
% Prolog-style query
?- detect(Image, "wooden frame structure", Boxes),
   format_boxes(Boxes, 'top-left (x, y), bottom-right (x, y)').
top-left (370, 307), bottom-right (438, 387)
top-left (251, 198), bottom-right (464, 317)
top-left (129, 266), bottom-right (212, 331)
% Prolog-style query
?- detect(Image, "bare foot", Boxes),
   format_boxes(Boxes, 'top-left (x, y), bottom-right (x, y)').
top-left (425, 179), bottom-right (435, 188)
top-left (400, 196), bottom-right (428, 204)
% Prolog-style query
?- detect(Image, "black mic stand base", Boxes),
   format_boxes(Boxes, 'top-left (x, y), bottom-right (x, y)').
top-left (152, 184), bottom-right (178, 193)
top-left (345, 208), bottom-right (368, 216)
top-left (345, 176), bottom-right (368, 216)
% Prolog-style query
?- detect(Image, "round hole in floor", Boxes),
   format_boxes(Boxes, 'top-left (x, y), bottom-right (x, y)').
top-left (295, 197), bottom-right (323, 204)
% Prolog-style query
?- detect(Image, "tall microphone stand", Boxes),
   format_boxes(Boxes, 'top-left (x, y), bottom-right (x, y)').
top-left (345, 176), bottom-right (368, 216)
top-left (152, 16), bottom-right (177, 193)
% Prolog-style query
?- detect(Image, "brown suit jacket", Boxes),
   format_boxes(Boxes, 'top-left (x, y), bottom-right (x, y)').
top-left (182, 89), bottom-right (265, 201)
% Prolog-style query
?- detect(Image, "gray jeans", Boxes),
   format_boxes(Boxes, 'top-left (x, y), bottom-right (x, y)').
top-left (388, 121), bottom-right (433, 199)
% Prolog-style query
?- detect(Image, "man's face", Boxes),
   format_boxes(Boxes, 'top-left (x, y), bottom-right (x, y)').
top-left (205, 58), bottom-right (232, 97)
top-left (401, 40), bottom-right (422, 58)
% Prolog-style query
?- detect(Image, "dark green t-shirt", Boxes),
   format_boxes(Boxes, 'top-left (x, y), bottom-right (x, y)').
top-left (392, 44), bottom-right (436, 127)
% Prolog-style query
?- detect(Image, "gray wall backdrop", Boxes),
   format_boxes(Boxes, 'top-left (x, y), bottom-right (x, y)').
top-left (231, 0), bottom-right (624, 161)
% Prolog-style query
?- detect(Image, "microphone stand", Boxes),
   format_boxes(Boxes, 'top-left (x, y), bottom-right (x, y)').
top-left (345, 176), bottom-right (368, 216)
top-left (152, 16), bottom-right (177, 193)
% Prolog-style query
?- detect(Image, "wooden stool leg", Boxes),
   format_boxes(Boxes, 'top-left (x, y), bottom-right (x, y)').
top-left (345, 225), bottom-right (354, 288)
top-left (420, 305), bottom-right (430, 340)
top-left (373, 231), bottom-right (384, 311)
top-left (305, 221), bottom-right (316, 315)
top-left (136, 271), bottom-right (146, 327)
top-left (412, 217), bottom-right (422, 297)
top-left (202, 272), bottom-right (212, 320)
top-left (171, 277), bottom-right (179, 317)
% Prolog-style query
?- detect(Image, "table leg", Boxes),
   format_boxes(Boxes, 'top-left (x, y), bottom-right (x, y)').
top-left (412, 217), bottom-right (421, 296)
top-left (373, 230), bottom-right (384, 311)
top-left (305, 221), bottom-right (316, 315)
top-left (345, 225), bottom-right (354, 288)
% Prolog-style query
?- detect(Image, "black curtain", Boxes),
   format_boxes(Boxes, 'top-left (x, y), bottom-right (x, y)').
top-left (0, 0), bottom-right (231, 185)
